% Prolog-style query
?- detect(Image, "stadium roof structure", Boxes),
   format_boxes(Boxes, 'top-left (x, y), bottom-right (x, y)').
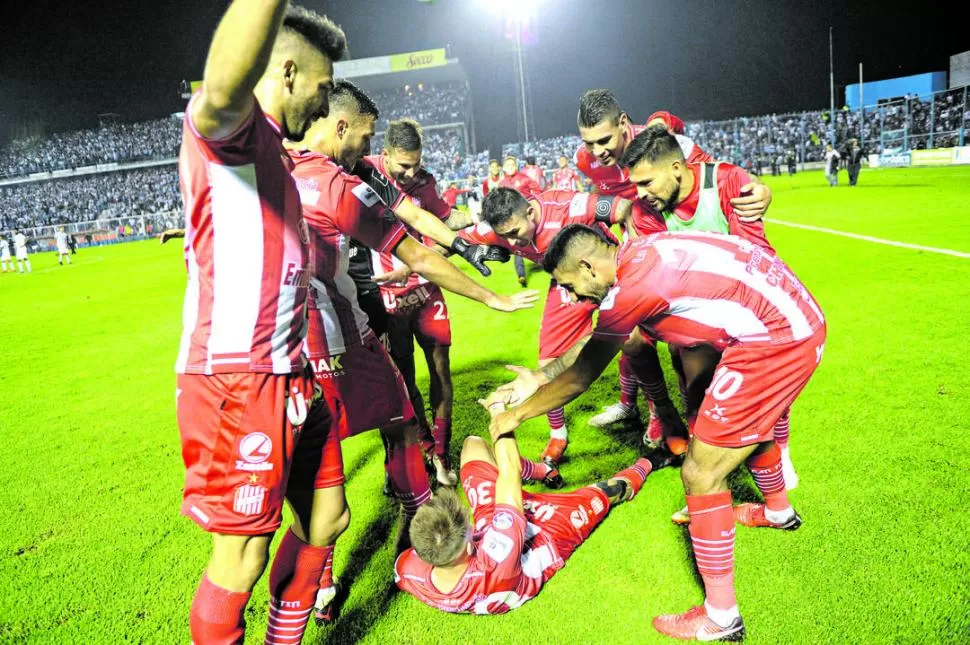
top-left (333, 47), bottom-right (468, 91)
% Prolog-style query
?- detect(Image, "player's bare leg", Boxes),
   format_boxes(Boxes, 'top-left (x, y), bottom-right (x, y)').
top-left (422, 343), bottom-right (457, 486)
top-left (537, 357), bottom-right (569, 467)
top-left (654, 438), bottom-right (759, 641)
top-left (192, 533), bottom-right (273, 642)
top-left (276, 485), bottom-right (352, 632)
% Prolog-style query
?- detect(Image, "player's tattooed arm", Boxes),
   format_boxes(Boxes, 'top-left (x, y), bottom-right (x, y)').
top-left (539, 335), bottom-right (592, 381)
top-left (192, 0), bottom-right (290, 139)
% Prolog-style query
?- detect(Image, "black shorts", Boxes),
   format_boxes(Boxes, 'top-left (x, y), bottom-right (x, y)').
top-left (357, 288), bottom-right (389, 339)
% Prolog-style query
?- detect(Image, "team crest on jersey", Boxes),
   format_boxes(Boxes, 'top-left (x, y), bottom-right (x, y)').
top-left (233, 484), bottom-right (266, 516)
top-left (492, 511), bottom-right (514, 530)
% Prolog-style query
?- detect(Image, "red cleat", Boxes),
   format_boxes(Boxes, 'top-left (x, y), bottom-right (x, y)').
top-left (539, 437), bottom-right (568, 468)
top-left (733, 503), bottom-right (802, 530)
top-left (653, 605), bottom-right (745, 641)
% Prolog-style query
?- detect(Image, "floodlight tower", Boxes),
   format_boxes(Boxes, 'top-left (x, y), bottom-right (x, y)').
top-left (488, 0), bottom-right (540, 143)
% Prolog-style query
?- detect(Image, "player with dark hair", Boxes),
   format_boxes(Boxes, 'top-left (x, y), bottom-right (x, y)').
top-left (286, 81), bottom-right (537, 627)
top-left (363, 117), bottom-right (480, 487)
top-left (552, 154), bottom-right (583, 191)
top-left (497, 155), bottom-right (542, 287)
top-left (575, 89), bottom-right (774, 451)
top-left (175, 2), bottom-right (346, 642)
top-left (456, 186), bottom-right (651, 467)
top-left (482, 159), bottom-right (502, 196)
top-left (395, 396), bottom-right (670, 614)
top-left (521, 155), bottom-right (546, 190)
top-left (490, 224), bottom-right (826, 641)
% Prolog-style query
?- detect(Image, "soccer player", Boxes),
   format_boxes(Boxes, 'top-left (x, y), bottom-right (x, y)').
top-left (394, 396), bottom-right (667, 615)
top-left (490, 225), bottom-right (826, 641)
top-left (551, 154), bottom-right (583, 191)
top-left (481, 159), bottom-right (502, 196)
top-left (287, 82), bottom-right (537, 627)
top-left (174, 3), bottom-right (344, 643)
top-left (364, 118), bottom-right (479, 487)
top-left (13, 231), bottom-right (30, 273)
top-left (520, 155), bottom-right (546, 190)
top-left (499, 155), bottom-right (541, 287)
top-left (574, 90), bottom-right (772, 446)
top-left (456, 186), bottom-right (647, 467)
top-left (55, 227), bottom-right (71, 265)
top-left (0, 236), bottom-right (12, 272)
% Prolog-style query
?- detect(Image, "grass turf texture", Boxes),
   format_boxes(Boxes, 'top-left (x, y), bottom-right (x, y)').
top-left (1, 166), bottom-right (968, 644)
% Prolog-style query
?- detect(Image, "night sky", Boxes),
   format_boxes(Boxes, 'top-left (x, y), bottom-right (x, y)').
top-left (1, 0), bottom-right (966, 152)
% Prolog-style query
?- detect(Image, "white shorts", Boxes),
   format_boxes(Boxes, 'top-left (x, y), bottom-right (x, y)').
top-left (1, 250), bottom-right (10, 261)
top-left (15, 249), bottom-right (28, 260)
top-left (57, 245), bottom-right (69, 255)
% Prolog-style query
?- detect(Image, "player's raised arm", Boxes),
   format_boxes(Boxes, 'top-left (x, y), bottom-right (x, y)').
top-left (392, 236), bottom-right (538, 312)
top-left (479, 397), bottom-right (524, 512)
top-left (192, 0), bottom-right (290, 139)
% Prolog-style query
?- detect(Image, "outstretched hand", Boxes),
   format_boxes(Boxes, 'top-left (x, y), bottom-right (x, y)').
top-left (478, 396), bottom-right (521, 443)
top-left (492, 364), bottom-right (549, 407)
top-left (486, 290), bottom-right (540, 312)
top-left (729, 182), bottom-right (772, 222)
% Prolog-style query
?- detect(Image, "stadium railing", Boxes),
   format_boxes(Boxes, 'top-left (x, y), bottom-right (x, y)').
top-left (3, 212), bottom-right (184, 252)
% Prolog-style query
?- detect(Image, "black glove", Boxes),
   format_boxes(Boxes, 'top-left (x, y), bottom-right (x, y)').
top-left (483, 245), bottom-right (511, 264)
top-left (450, 237), bottom-right (493, 277)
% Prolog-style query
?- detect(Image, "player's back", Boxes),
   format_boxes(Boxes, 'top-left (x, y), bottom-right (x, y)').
top-left (175, 95), bottom-right (310, 375)
top-left (533, 190), bottom-right (617, 254)
top-left (622, 232), bottom-right (824, 347)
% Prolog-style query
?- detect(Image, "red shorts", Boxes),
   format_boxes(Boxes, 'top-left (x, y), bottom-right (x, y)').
top-left (176, 370), bottom-right (316, 535)
top-left (693, 325), bottom-right (827, 448)
top-left (385, 285), bottom-right (452, 359)
top-left (311, 334), bottom-right (415, 440)
top-left (460, 460), bottom-right (609, 564)
top-left (288, 399), bottom-right (345, 491)
top-left (538, 282), bottom-right (597, 361)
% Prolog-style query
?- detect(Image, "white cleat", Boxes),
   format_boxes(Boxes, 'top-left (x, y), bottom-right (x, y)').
top-left (588, 403), bottom-right (638, 428)
top-left (781, 447), bottom-right (799, 490)
top-left (671, 504), bottom-right (690, 525)
top-left (431, 455), bottom-right (458, 487)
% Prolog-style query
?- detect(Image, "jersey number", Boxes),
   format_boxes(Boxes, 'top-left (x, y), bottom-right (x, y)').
top-left (709, 367), bottom-right (744, 401)
top-left (432, 301), bottom-right (447, 321)
top-left (466, 481), bottom-right (493, 511)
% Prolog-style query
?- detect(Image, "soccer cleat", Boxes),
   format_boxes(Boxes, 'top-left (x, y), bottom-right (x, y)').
top-left (518, 275), bottom-right (528, 287)
top-left (589, 403), bottom-right (638, 428)
top-left (781, 450), bottom-right (799, 490)
top-left (431, 455), bottom-right (458, 487)
top-left (653, 605), bottom-right (745, 641)
top-left (313, 582), bottom-right (341, 626)
top-left (642, 445), bottom-right (682, 472)
top-left (671, 504), bottom-right (690, 525)
top-left (541, 465), bottom-right (565, 489)
top-left (665, 435), bottom-right (689, 456)
top-left (732, 503), bottom-right (802, 530)
top-left (382, 473), bottom-right (394, 497)
top-left (643, 413), bottom-right (664, 445)
top-left (539, 437), bottom-right (568, 468)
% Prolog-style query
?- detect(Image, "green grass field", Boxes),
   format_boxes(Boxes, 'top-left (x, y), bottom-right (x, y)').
top-left (1, 166), bottom-right (968, 644)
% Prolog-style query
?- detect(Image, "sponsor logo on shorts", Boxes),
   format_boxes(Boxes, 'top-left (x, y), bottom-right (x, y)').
top-left (311, 355), bottom-right (345, 378)
top-left (570, 505), bottom-right (590, 529)
top-left (286, 387), bottom-right (309, 427)
top-left (233, 484), bottom-right (266, 516)
top-left (236, 432), bottom-right (274, 472)
top-left (591, 496), bottom-right (605, 515)
top-left (391, 285), bottom-right (432, 312)
top-left (703, 403), bottom-right (729, 423)
top-left (492, 511), bottom-right (514, 530)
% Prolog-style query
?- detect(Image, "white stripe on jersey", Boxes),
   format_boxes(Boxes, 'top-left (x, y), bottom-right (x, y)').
top-left (652, 237), bottom-right (815, 341)
top-left (207, 162), bottom-right (264, 366)
top-left (667, 297), bottom-right (772, 343)
top-left (175, 244), bottom-right (201, 373)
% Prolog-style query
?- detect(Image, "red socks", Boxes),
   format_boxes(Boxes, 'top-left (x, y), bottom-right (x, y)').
top-left (189, 574), bottom-right (251, 645)
top-left (319, 544), bottom-right (335, 590)
top-left (746, 443), bottom-right (790, 512)
top-left (773, 409), bottom-right (791, 448)
top-left (264, 530), bottom-right (329, 645)
top-left (384, 430), bottom-right (432, 519)
top-left (614, 458), bottom-right (652, 497)
top-left (520, 457), bottom-right (553, 482)
top-left (546, 407), bottom-right (566, 431)
top-left (432, 417), bottom-right (451, 459)
top-left (686, 491), bottom-right (737, 612)
top-left (618, 354), bottom-right (639, 409)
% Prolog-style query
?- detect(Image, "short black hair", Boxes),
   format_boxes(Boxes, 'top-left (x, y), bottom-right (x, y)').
top-left (282, 5), bottom-right (348, 62)
top-left (578, 89), bottom-right (622, 129)
top-left (620, 126), bottom-right (684, 168)
top-left (385, 118), bottom-right (422, 152)
top-left (482, 187), bottom-right (529, 229)
top-left (329, 80), bottom-right (380, 119)
top-left (542, 224), bottom-right (614, 274)
top-left (525, 156), bottom-right (536, 166)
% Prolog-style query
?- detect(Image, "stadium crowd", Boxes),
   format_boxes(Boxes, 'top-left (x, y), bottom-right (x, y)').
top-left (370, 82), bottom-right (469, 131)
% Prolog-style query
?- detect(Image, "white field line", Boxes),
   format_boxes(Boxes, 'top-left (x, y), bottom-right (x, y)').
top-left (766, 219), bottom-right (970, 259)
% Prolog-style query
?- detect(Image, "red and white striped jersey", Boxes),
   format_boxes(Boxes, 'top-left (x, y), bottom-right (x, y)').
top-left (175, 95), bottom-right (310, 375)
top-left (482, 175), bottom-right (502, 196)
top-left (575, 122), bottom-right (712, 198)
top-left (457, 190), bottom-right (625, 263)
top-left (593, 232), bottom-right (825, 349)
top-left (551, 167), bottom-right (581, 191)
top-left (362, 155), bottom-right (451, 300)
top-left (288, 150), bottom-right (408, 358)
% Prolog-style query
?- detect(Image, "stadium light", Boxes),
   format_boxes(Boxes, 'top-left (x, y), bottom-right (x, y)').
top-left (480, 0), bottom-right (541, 142)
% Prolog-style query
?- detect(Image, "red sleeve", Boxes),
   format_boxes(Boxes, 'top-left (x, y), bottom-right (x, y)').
top-left (518, 175), bottom-right (542, 199)
top-left (185, 92), bottom-right (260, 165)
top-left (574, 146), bottom-right (592, 178)
top-left (630, 201), bottom-right (667, 236)
top-left (323, 170), bottom-right (408, 254)
top-left (686, 140), bottom-right (715, 164)
top-left (718, 165), bottom-right (775, 252)
top-left (592, 252), bottom-right (667, 341)
top-left (458, 221), bottom-right (511, 250)
top-left (476, 504), bottom-right (526, 582)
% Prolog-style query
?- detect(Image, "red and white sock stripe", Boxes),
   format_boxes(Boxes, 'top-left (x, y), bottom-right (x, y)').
top-left (773, 410), bottom-right (791, 447)
top-left (264, 605), bottom-right (313, 645)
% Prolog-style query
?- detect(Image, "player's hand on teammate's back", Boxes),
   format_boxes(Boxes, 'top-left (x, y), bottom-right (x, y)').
top-left (483, 245), bottom-right (511, 264)
top-left (493, 364), bottom-right (549, 406)
top-left (478, 397), bottom-right (521, 442)
top-left (373, 265), bottom-right (411, 286)
top-left (485, 290), bottom-right (540, 313)
top-left (730, 182), bottom-right (772, 221)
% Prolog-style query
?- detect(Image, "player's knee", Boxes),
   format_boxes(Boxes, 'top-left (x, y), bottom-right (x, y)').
top-left (680, 455), bottom-right (719, 495)
top-left (460, 436), bottom-right (487, 464)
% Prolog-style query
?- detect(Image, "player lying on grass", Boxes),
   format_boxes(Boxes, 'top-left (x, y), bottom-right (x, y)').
top-left (489, 225), bottom-right (826, 640)
top-left (453, 186), bottom-right (683, 467)
top-left (394, 396), bottom-right (676, 614)
top-left (574, 90), bottom-right (773, 451)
